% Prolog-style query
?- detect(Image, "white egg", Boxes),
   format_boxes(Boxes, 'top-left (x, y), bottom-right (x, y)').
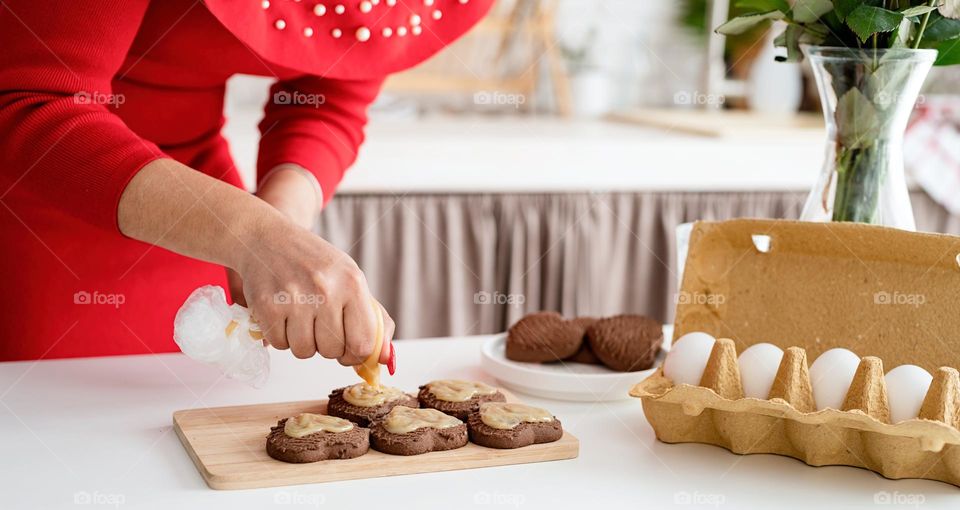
top-left (884, 364), bottom-right (933, 424)
top-left (809, 348), bottom-right (861, 411)
top-left (663, 332), bottom-right (716, 386)
top-left (738, 343), bottom-right (784, 399)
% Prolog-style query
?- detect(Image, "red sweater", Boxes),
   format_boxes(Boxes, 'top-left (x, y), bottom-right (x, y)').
top-left (0, 0), bottom-right (490, 361)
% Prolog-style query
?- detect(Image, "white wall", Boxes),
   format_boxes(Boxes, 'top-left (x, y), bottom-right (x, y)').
top-left (552, 0), bottom-right (703, 109)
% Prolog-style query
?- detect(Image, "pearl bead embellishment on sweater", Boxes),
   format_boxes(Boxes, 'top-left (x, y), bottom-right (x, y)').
top-left (264, 0), bottom-right (467, 40)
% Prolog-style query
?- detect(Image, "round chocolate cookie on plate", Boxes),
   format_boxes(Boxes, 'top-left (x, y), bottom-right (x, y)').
top-left (369, 406), bottom-right (468, 456)
top-left (327, 383), bottom-right (419, 427)
top-left (506, 311), bottom-right (585, 362)
top-left (266, 413), bottom-right (369, 463)
top-left (468, 402), bottom-right (563, 449)
top-left (586, 314), bottom-right (663, 372)
top-left (417, 380), bottom-right (506, 420)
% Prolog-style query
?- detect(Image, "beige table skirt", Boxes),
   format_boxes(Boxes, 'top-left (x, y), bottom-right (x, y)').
top-left (318, 190), bottom-right (958, 339)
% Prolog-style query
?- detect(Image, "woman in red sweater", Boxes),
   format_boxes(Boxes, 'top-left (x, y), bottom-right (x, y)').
top-left (0, 0), bottom-right (492, 363)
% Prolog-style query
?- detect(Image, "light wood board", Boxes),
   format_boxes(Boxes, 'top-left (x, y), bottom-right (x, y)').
top-left (173, 391), bottom-right (579, 490)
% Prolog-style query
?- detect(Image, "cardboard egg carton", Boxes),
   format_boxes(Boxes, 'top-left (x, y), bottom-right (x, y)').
top-left (630, 219), bottom-right (960, 487)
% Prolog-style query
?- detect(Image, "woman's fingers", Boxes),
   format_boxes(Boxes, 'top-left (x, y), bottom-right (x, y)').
top-left (226, 268), bottom-right (246, 307)
top-left (286, 314), bottom-right (317, 359)
top-left (247, 290), bottom-right (288, 350)
top-left (339, 298), bottom-right (376, 366)
top-left (314, 299), bottom-right (346, 360)
top-left (263, 315), bottom-right (289, 351)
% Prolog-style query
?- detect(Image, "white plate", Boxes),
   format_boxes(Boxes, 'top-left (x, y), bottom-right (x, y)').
top-left (479, 326), bottom-right (672, 402)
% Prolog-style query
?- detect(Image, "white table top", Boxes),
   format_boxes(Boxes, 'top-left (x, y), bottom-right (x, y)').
top-left (2, 335), bottom-right (956, 509)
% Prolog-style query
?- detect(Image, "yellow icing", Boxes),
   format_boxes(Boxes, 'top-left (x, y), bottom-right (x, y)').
top-left (342, 383), bottom-right (406, 407)
top-left (382, 406), bottom-right (461, 434)
top-left (284, 413), bottom-right (353, 438)
top-left (479, 402), bottom-right (555, 430)
top-left (426, 380), bottom-right (497, 402)
top-left (354, 299), bottom-right (384, 388)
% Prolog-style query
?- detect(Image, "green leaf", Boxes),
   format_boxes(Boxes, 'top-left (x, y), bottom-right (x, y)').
top-left (735, 0), bottom-right (789, 13)
top-left (834, 0), bottom-right (860, 21)
top-left (835, 88), bottom-right (879, 149)
top-left (793, 0), bottom-right (834, 23)
top-left (901, 5), bottom-right (939, 18)
top-left (867, 60), bottom-right (912, 109)
top-left (784, 24), bottom-right (804, 62)
top-left (940, 0), bottom-right (960, 20)
top-left (923, 13), bottom-right (960, 42)
top-left (716, 10), bottom-right (785, 35)
top-left (845, 5), bottom-right (905, 42)
top-left (935, 38), bottom-right (960, 65)
top-left (800, 25), bottom-right (828, 44)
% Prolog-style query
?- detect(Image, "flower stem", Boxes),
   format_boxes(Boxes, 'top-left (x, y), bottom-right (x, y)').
top-left (913, 0), bottom-right (937, 49)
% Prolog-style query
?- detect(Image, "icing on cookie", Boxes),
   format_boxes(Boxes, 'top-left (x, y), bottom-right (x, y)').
top-left (479, 402), bottom-right (555, 430)
top-left (342, 383), bottom-right (406, 407)
top-left (382, 406), bottom-right (461, 434)
top-left (426, 380), bottom-right (497, 402)
top-left (284, 413), bottom-right (353, 438)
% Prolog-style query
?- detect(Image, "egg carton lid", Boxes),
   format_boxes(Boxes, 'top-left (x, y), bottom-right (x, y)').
top-left (672, 219), bottom-right (960, 372)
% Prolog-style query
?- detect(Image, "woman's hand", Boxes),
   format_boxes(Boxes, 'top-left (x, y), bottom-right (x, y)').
top-left (237, 217), bottom-right (394, 366)
top-left (227, 164), bottom-right (317, 306)
top-left (118, 159), bottom-right (393, 367)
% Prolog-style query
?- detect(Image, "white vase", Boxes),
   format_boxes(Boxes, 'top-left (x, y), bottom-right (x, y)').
top-left (570, 69), bottom-right (611, 117)
top-left (747, 23), bottom-right (802, 114)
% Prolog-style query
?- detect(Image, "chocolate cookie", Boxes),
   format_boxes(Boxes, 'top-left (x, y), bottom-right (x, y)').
top-left (468, 403), bottom-right (563, 449)
top-left (369, 406), bottom-right (468, 456)
top-left (506, 312), bottom-right (585, 362)
top-left (327, 384), bottom-right (419, 427)
top-left (417, 380), bottom-right (506, 421)
top-left (586, 314), bottom-right (663, 372)
top-left (564, 317), bottom-right (601, 364)
top-left (266, 415), bottom-right (369, 463)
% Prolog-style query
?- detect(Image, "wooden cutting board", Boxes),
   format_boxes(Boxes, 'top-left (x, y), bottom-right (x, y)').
top-left (173, 391), bottom-right (579, 490)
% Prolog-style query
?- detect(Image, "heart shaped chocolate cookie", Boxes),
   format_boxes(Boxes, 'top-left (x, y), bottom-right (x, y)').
top-left (505, 312), bottom-right (587, 362)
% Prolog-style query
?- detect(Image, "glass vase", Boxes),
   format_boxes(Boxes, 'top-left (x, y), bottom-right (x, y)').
top-left (799, 46), bottom-right (936, 230)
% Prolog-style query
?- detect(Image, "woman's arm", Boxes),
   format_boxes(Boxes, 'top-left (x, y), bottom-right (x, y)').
top-left (0, 0), bottom-right (391, 365)
top-left (257, 75), bottom-right (384, 208)
top-left (119, 158), bottom-right (392, 366)
top-left (256, 164), bottom-right (322, 230)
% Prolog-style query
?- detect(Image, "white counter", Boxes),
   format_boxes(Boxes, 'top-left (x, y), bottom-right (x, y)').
top-left (340, 117), bottom-right (824, 194)
top-left (224, 113), bottom-right (825, 194)
top-left (1, 335), bottom-right (956, 509)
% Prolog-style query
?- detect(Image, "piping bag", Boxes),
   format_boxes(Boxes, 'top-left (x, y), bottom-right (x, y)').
top-left (173, 285), bottom-right (395, 388)
top-left (354, 296), bottom-right (392, 388)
